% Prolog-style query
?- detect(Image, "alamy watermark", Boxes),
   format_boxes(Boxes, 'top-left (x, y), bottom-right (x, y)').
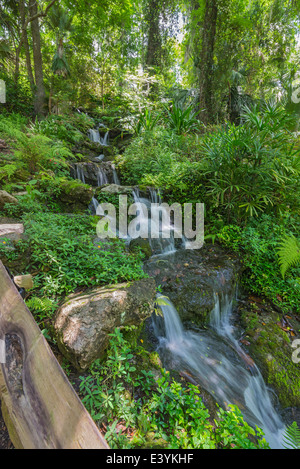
top-left (0, 80), bottom-right (6, 104)
top-left (0, 339), bottom-right (5, 364)
top-left (95, 196), bottom-right (205, 250)
top-left (292, 339), bottom-right (300, 364)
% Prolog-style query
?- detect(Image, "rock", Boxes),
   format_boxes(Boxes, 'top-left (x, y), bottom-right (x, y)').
top-left (56, 180), bottom-right (93, 212)
top-left (144, 244), bottom-right (241, 325)
top-left (95, 184), bottom-right (134, 197)
top-left (0, 224), bottom-right (24, 242)
top-left (0, 191), bottom-right (19, 212)
top-left (129, 238), bottom-right (152, 260)
top-left (54, 278), bottom-right (157, 371)
top-left (70, 162), bottom-right (117, 187)
top-left (238, 297), bottom-right (300, 408)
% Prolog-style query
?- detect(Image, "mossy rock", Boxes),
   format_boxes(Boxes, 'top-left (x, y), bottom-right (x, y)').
top-left (238, 297), bottom-right (300, 408)
top-left (54, 179), bottom-right (93, 213)
top-left (129, 239), bottom-right (152, 260)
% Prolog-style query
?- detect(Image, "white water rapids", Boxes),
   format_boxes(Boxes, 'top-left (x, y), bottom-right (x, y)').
top-left (153, 293), bottom-right (286, 449)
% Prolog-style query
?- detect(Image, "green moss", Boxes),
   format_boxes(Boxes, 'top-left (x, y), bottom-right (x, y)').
top-left (239, 300), bottom-right (300, 407)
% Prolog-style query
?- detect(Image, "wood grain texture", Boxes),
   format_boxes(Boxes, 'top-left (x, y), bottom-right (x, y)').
top-left (0, 261), bottom-right (109, 449)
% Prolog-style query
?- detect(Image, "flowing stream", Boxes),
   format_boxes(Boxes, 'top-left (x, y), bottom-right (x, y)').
top-left (71, 151), bottom-right (289, 448)
top-left (152, 292), bottom-right (286, 449)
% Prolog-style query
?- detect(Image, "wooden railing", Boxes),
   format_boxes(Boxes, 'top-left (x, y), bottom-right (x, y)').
top-left (0, 261), bottom-right (108, 449)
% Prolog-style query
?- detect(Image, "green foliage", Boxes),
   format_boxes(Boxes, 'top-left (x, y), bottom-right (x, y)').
top-left (283, 421), bottom-right (300, 449)
top-left (201, 103), bottom-right (299, 222)
top-left (30, 114), bottom-right (90, 145)
top-left (0, 164), bottom-right (18, 182)
top-left (79, 328), bottom-right (269, 449)
top-left (277, 235), bottom-right (300, 279)
top-left (117, 129), bottom-right (182, 185)
top-left (163, 100), bottom-right (201, 135)
top-left (215, 214), bottom-right (300, 313)
top-left (24, 212), bottom-right (146, 296)
top-left (0, 115), bottom-right (74, 175)
top-left (131, 108), bottom-right (161, 135)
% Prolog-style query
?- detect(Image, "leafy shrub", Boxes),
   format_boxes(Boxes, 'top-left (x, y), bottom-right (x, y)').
top-left (31, 114), bottom-right (86, 145)
top-left (163, 100), bottom-right (201, 135)
top-left (201, 105), bottom-right (299, 222)
top-left (215, 214), bottom-right (300, 313)
top-left (0, 115), bottom-right (74, 175)
top-left (79, 328), bottom-right (269, 449)
top-left (117, 130), bottom-right (182, 186)
top-left (24, 212), bottom-right (146, 296)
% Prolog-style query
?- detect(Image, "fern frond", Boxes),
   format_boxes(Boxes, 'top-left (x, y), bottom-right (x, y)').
top-left (277, 235), bottom-right (300, 278)
top-left (283, 421), bottom-right (300, 449)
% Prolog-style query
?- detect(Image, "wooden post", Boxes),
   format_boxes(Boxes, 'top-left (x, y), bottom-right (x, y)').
top-left (0, 261), bottom-right (109, 449)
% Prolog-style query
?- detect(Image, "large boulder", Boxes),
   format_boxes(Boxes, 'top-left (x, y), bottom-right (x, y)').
top-left (144, 244), bottom-right (242, 325)
top-left (0, 191), bottom-right (19, 212)
top-left (54, 278), bottom-right (156, 370)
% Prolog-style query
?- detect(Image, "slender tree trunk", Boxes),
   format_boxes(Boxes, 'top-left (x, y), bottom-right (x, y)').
top-left (19, 0), bottom-right (35, 94)
top-left (198, 0), bottom-right (218, 125)
top-left (145, 0), bottom-right (162, 71)
top-left (29, 0), bottom-right (47, 117)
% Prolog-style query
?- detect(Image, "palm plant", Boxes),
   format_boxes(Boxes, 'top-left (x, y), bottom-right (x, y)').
top-left (163, 100), bottom-right (201, 134)
top-left (132, 108), bottom-right (161, 134)
top-left (47, 5), bottom-right (73, 77)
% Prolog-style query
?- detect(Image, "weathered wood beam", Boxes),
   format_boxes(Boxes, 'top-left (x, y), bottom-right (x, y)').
top-left (0, 261), bottom-right (108, 449)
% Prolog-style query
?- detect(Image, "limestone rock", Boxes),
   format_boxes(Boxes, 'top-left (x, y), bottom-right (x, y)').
top-left (54, 278), bottom-right (156, 370)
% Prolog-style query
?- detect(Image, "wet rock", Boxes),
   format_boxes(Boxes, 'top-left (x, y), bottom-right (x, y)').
top-left (55, 180), bottom-right (93, 212)
top-left (70, 161), bottom-right (117, 187)
top-left (129, 238), bottom-right (152, 260)
top-left (0, 191), bottom-right (19, 212)
top-left (144, 244), bottom-right (241, 325)
top-left (95, 184), bottom-right (134, 197)
top-left (238, 296), bottom-right (300, 408)
top-left (54, 278), bottom-right (156, 371)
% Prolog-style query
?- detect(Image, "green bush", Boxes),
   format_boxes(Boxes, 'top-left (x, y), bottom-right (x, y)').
top-left (24, 212), bottom-right (146, 296)
top-left (215, 214), bottom-right (300, 313)
top-left (79, 328), bottom-right (269, 449)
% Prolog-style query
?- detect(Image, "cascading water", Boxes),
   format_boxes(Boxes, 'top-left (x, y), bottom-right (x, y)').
top-left (97, 167), bottom-right (108, 186)
top-left (132, 188), bottom-right (181, 256)
top-left (75, 164), bottom-right (86, 184)
top-left (112, 164), bottom-right (120, 185)
top-left (153, 293), bottom-right (286, 449)
top-left (88, 129), bottom-right (109, 146)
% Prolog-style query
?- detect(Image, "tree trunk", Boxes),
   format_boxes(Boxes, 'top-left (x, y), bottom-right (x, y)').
top-left (198, 0), bottom-right (218, 125)
top-left (19, 0), bottom-right (35, 95)
top-left (145, 0), bottom-right (162, 71)
top-left (29, 0), bottom-right (47, 117)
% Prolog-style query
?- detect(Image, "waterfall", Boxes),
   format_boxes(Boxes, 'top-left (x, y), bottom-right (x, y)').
top-left (112, 164), bottom-right (120, 185)
top-left (132, 188), bottom-right (177, 256)
top-left (75, 164), bottom-right (86, 184)
top-left (95, 154), bottom-right (105, 162)
top-left (153, 293), bottom-right (286, 449)
top-left (88, 129), bottom-right (109, 146)
top-left (97, 167), bottom-right (108, 186)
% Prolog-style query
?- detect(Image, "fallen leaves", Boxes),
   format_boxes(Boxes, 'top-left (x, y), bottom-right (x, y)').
top-left (276, 315), bottom-right (297, 338)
